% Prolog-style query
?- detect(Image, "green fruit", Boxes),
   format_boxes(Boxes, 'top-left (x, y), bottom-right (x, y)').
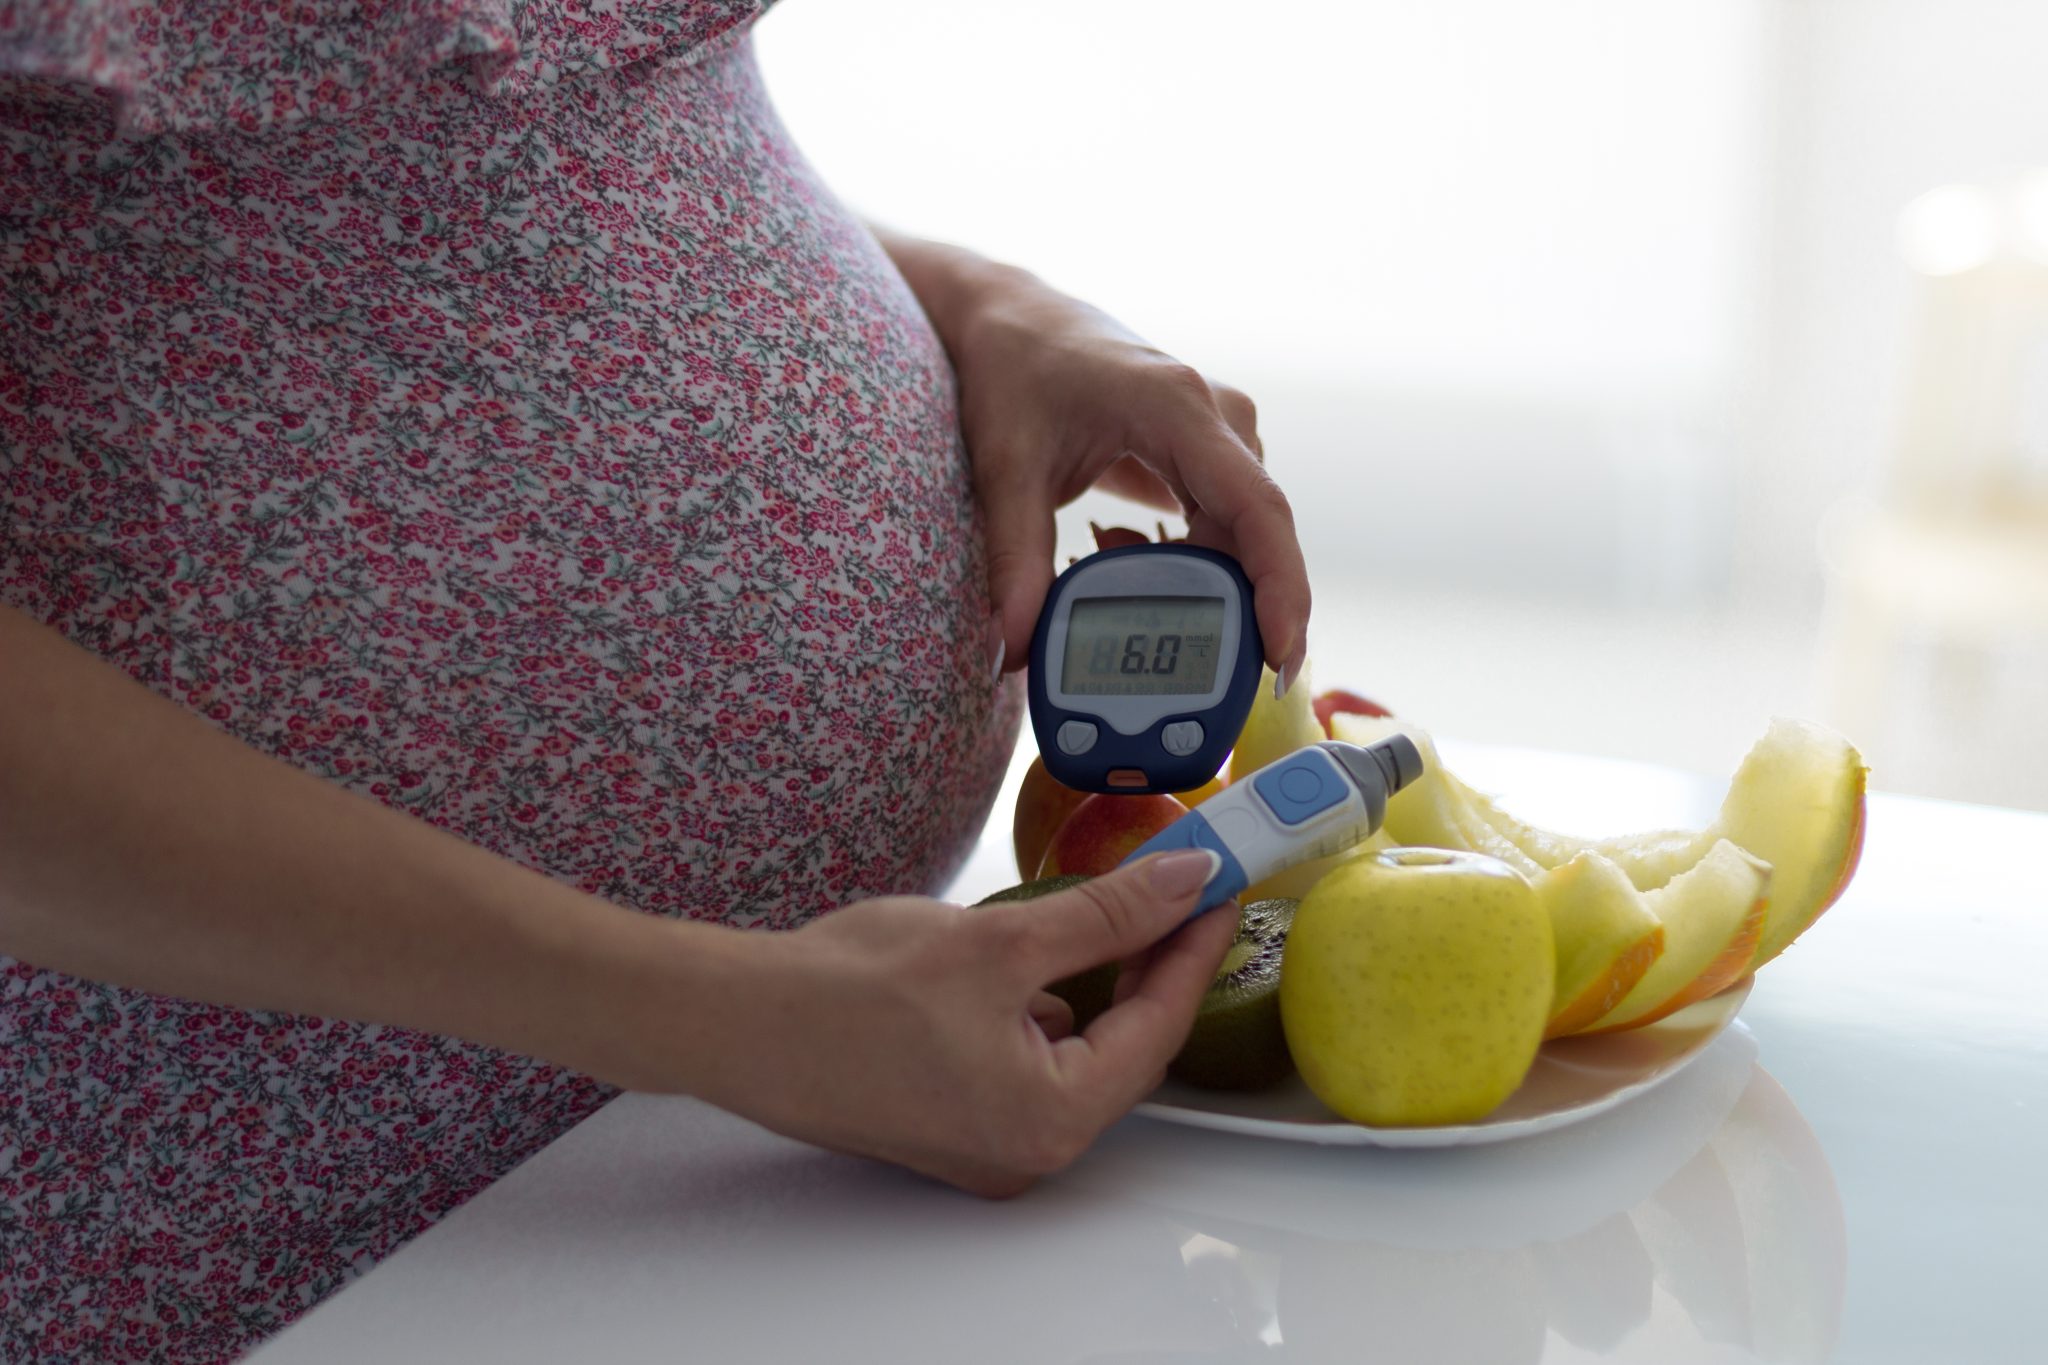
top-left (973, 876), bottom-right (1117, 1027)
top-left (973, 875), bottom-right (1094, 904)
top-left (1169, 898), bottom-right (1299, 1090)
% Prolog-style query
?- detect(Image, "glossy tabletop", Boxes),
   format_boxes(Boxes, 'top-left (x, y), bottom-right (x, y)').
top-left (251, 743), bottom-right (2048, 1365)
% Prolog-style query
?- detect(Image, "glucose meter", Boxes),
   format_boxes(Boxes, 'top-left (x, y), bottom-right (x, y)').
top-left (1028, 544), bottom-right (1263, 794)
top-left (1121, 735), bottom-right (1426, 918)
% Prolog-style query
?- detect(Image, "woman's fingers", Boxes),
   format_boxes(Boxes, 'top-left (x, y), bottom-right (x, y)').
top-left (946, 263), bottom-right (1305, 688)
top-left (1208, 381), bottom-right (1263, 461)
top-left (974, 452), bottom-right (1058, 676)
top-left (1026, 989), bottom-right (1075, 1041)
top-left (1133, 381), bottom-right (1309, 683)
top-left (1094, 453), bottom-right (1182, 511)
top-left (976, 851), bottom-right (1235, 1123)
top-left (742, 866), bottom-right (1235, 1198)
top-left (983, 850), bottom-right (1221, 989)
top-left (1051, 898), bottom-right (1237, 1115)
top-left (1095, 379), bottom-right (1259, 517)
top-left (967, 354), bottom-right (1298, 683)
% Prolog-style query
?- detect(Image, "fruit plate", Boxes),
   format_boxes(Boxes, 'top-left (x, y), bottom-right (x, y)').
top-left (1133, 977), bottom-right (1752, 1148)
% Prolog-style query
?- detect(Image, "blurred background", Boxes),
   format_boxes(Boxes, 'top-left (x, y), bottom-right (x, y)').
top-left (757, 0), bottom-right (2048, 811)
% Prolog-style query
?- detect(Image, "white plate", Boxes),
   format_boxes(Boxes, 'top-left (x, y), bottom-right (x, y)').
top-left (1133, 977), bottom-right (1753, 1148)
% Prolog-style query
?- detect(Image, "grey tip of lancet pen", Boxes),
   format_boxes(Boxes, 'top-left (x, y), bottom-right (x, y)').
top-left (1370, 733), bottom-right (1425, 795)
top-left (1328, 734), bottom-right (1425, 798)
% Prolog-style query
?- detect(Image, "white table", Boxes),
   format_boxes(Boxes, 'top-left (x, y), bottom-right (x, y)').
top-left (252, 744), bottom-right (2048, 1364)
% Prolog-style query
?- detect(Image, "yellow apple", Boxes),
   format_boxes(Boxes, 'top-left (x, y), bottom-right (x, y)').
top-left (1534, 852), bottom-right (1665, 1039)
top-left (1325, 715), bottom-right (1786, 1033)
top-left (1574, 840), bottom-right (1769, 1034)
top-left (1280, 848), bottom-right (1553, 1126)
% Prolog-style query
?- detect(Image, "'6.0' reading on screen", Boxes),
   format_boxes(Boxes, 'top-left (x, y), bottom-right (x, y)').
top-left (1059, 596), bottom-right (1225, 697)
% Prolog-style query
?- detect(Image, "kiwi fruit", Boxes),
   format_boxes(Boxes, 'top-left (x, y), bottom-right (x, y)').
top-left (973, 875), bottom-right (1119, 1027)
top-left (973, 882), bottom-right (1300, 1090)
top-left (1169, 897), bottom-right (1299, 1090)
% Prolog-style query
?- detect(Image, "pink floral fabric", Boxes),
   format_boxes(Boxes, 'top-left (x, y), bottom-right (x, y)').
top-left (0, 2), bottom-right (1020, 1359)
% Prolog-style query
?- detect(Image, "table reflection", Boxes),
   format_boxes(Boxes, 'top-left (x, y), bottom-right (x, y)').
top-left (1072, 1034), bottom-right (1845, 1364)
top-left (247, 1017), bottom-right (1844, 1365)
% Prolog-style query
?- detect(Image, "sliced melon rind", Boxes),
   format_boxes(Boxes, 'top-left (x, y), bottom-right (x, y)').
top-left (1574, 840), bottom-right (1770, 1034)
top-left (1716, 719), bottom-right (1867, 968)
top-left (1534, 851), bottom-right (1666, 1038)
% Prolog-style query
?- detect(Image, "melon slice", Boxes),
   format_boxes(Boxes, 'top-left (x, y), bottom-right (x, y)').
top-left (1453, 775), bottom-right (1716, 891)
top-left (1574, 840), bottom-right (1769, 1034)
top-left (1328, 715), bottom-right (1544, 878)
top-left (1448, 720), bottom-right (1866, 971)
top-left (1534, 852), bottom-right (1666, 1039)
top-left (1716, 721), bottom-right (1867, 969)
top-left (1230, 663), bottom-right (1324, 786)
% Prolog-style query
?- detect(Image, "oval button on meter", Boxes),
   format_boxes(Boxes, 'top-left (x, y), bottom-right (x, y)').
top-left (1055, 720), bottom-right (1098, 756)
top-left (1027, 544), bottom-right (1262, 794)
top-left (1160, 720), bottom-right (1205, 757)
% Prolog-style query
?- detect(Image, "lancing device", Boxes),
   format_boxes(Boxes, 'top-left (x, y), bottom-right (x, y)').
top-left (1120, 736), bottom-right (1425, 919)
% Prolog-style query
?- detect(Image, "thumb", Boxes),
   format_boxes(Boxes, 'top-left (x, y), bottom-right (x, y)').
top-left (989, 850), bottom-right (1223, 987)
top-left (978, 462), bottom-right (1056, 677)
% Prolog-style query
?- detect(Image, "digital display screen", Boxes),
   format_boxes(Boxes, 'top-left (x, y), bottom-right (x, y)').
top-left (1060, 596), bottom-right (1225, 697)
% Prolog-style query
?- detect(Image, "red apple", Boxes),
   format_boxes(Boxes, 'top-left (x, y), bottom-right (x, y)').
top-left (1313, 688), bottom-right (1393, 737)
top-left (1039, 793), bottom-right (1190, 879)
top-left (1013, 756), bottom-right (1092, 880)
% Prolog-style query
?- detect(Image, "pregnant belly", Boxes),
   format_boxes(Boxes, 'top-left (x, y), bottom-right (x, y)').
top-left (2, 38), bottom-right (1018, 925)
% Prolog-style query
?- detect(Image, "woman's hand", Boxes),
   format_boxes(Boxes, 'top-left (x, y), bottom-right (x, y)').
top-left (874, 231), bottom-right (1312, 694)
top-left (615, 851), bottom-right (1238, 1198)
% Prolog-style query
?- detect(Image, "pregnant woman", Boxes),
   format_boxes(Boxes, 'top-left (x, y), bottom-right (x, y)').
top-left (0, 1), bottom-right (1309, 1358)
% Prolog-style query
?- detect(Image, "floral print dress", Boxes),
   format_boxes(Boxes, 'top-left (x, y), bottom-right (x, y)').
top-left (0, 1), bottom-right (1020, 1358)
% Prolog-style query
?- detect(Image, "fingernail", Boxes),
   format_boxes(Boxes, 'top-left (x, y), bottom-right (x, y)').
top-left (1273, 653), bottom-right (1303, 701)
top-left (1148, 848), bottom-right (1221, 898)
top-left (986, 612), bottom-right (1006, 684)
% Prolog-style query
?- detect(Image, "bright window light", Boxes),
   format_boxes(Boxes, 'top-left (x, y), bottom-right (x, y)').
top-left (2016, 171), bottom-right (2048, 266)
top-left (755, 0), bottom-right (1764, 400)
top-left (1896, 183), bottom-right (2000, 276)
